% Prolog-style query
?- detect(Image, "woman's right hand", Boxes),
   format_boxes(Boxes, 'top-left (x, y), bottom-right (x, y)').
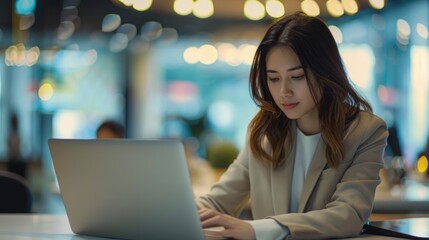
top-left (199, 208), bottom-right (256, 240)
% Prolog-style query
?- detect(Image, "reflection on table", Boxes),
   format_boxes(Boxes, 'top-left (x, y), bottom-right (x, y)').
top-left (0, 214), bottom-right (423, 240)
top-left (370, 217), bottom-right (429, 239)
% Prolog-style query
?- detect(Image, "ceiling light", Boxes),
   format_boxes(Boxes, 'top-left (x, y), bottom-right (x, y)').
top-left (326, 0), bottom-right (344, 18)
top-left (133, 0), bottom-right (152, 11)
top-left (341, 0), bottom-right (358, 15)
top-left (266, 0), bottom-right (285, 18)
top-left (244, 0), bottom-right (265, 21)
top-left (300, 0), bottom-right (320, 17)
top-left (174, 0), bottom-right (194, 16)
top-left (369, 0), bottom-right (386, 10)
top-left (193, 0), bottom-right (214, 18)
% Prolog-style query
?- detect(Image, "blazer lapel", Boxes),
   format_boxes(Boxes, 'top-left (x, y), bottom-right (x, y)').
top-left (271, 126), bottom-right (296, 214)
top-left (298, 139), bottom-right (327, 213)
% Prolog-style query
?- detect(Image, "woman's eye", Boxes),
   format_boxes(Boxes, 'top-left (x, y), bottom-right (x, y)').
top-left (291, 75), bottom-right (305, 80)
top-left (268, 77), bottom-right (280, 82)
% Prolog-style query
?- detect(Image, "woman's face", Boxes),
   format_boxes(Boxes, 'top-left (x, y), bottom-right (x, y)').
top-left (266, 46), bottom-right (320, 133)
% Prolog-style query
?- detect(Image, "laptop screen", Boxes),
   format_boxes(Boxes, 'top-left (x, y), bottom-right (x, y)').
top-left (49, 138), bottom-right (206, 240)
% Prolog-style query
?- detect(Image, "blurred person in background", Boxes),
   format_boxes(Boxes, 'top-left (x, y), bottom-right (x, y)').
top-left (7, 113), bottom-right (28, 178)
top-left (96, 120), bottom-right (126, 139)
top-left (197, 12), bottom-right (388, 240)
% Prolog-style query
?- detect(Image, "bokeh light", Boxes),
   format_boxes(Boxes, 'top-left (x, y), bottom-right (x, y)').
top-left (244, 0), bottom-right (265, 21)
top-left (417, 155), bottom-right (428, 174)
top-left (301, 0), bottom-right (320, 16)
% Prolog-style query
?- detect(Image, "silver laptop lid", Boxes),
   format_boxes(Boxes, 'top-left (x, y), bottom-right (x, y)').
top-left (48, 138), bottom-right (204, 240)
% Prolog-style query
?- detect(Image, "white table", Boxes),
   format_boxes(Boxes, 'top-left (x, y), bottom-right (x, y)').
top-left (0, 214), bottom-right (413, 240)
top-left (0, 214), bottom-right (104, 240)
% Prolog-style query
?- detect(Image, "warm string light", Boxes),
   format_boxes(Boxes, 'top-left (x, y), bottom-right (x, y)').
top-left (244, 0), bottom-right (265, 20)
top-left (5, 43), bottom-right (40, 66)
top-left (96, 1), bottom-right (428, 55)
top-left (119, 0), bottom-right (153, 11)
top-left (301, 0), bottom-right (320, 17)
top-left (174, 0), bottom-right (194, 16)
top-left (18, 0), bottom-right (428, 57)
top-left (341, 0), bottom-right (358, 15)
top-left (265, 0), bottom-right (285, 18)
top-left (183, 42), bottom-right (257, 66)
top-left (193, 0), bottom-right (214, 18)
top-left (117, 0), bottom-right (388, 21)
top-left (173, 0), bottom-right (214, 18)
top-left (369, 0), bottom-right (386, 10)
top-left (133, 0), bottom-right (153, 11)
top-left (243, 0), bottom-right (285, 20)
top-left (326, 0), bottom-right (344, 17)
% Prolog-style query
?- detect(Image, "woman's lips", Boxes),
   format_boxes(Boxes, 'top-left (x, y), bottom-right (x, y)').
top-left (282, 102), bottom-right (299, 110)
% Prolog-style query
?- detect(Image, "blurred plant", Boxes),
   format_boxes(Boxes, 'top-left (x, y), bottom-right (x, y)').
top-left (206, 141), bottom-right (239, 169)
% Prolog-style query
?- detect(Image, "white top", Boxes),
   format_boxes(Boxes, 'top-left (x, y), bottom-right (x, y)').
top-left (250, 128), bottom-right (320, 239)
top-left (290, 128), bottom-right (321, 212)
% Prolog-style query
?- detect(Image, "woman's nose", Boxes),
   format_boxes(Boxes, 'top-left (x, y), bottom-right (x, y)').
top-left (280, 82), bottom-right (293, 97)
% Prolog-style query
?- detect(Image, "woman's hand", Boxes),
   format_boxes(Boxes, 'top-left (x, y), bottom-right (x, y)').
top-left (199, 208), bottom-right (256, 240)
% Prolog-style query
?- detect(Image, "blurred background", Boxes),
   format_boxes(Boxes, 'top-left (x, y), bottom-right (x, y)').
top-left (0, 0), bottom-right (428, 214)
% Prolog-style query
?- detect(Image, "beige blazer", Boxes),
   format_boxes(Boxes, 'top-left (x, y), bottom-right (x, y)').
top-left (197, 111), bottom-right (388, 239)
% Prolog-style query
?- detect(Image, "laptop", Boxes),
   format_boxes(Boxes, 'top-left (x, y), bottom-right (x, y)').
top-left (48, 138), bottom-right (223, 240)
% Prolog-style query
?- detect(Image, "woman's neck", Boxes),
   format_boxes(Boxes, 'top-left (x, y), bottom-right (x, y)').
top-left (297, 117), bottom-right (320, 135)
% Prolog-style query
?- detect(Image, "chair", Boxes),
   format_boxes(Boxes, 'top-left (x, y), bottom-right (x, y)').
top-left (0, 170), bottom-right (32, 213)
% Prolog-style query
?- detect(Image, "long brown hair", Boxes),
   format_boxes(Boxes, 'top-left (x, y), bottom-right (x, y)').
top-left (249, 12), bottom-right (372, 169)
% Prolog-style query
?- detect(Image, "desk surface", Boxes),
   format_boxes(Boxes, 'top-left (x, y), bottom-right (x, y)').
top-left (0, 214), bottom-right (420, 240)
top-left (0, 214), bottom-right (103, 240)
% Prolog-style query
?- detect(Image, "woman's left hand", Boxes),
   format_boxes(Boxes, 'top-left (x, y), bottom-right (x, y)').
top-left (199, 208), bottom-right (256, 240)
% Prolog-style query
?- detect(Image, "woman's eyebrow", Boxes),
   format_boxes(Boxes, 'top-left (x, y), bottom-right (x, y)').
top-left (266, 66), bottom-right (303, 73)
top-left (287, 66), bottom-right (303, 72)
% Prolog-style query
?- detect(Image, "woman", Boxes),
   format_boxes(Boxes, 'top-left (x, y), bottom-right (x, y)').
top-left (197, 12), bottom-right (388, 239)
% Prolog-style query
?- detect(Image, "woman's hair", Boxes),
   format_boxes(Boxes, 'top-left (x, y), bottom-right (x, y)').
top-left (249, 12), bottom-right (372, 168)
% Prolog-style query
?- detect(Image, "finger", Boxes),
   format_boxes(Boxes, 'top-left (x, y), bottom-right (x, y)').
top-left (198, 208), bottom-right (217, 215)
top-left (202, 214), bottom-right (238, 229)
top-left (198, 208), bottom-right (210, 216)
top-left (201, 214), bottom-right (221, 228)
top-left (199, 209), bottom-right (218, 221)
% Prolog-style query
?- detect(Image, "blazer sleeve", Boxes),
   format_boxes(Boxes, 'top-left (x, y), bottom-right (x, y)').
top-left (196, 142), bottom-right (252, 217)
top-left (270, 114), bottom-right (388, 239)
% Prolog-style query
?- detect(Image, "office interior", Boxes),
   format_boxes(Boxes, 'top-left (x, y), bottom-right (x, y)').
top-left (0, 0), bottom-right (428, 217)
